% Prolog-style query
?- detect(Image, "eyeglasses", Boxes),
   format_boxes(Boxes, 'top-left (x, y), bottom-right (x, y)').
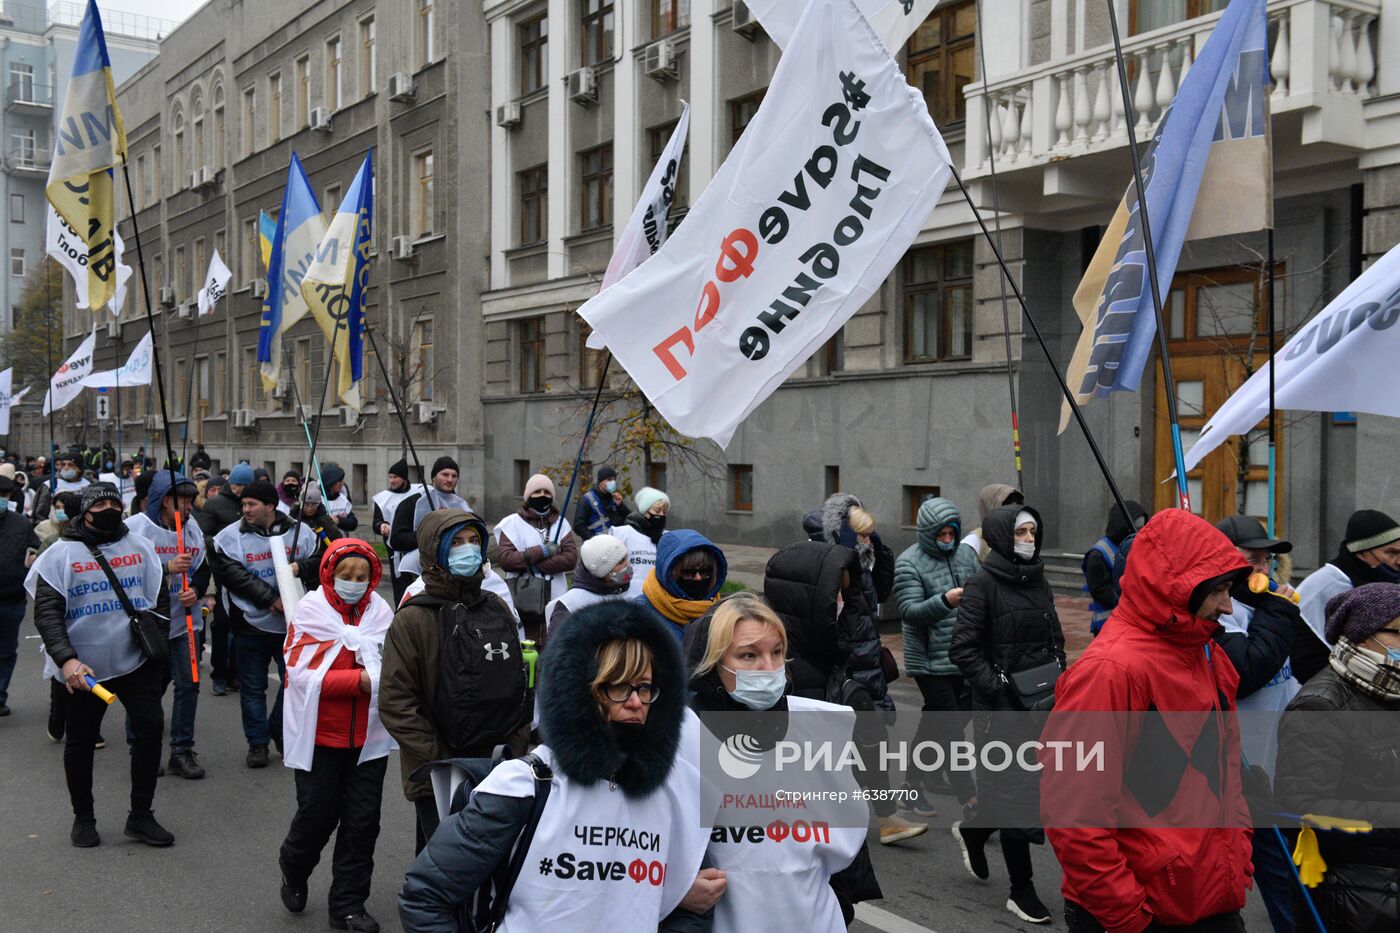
top-left (677, 570), bottom-right (714, 582)
top-left (602, 682), bottom-right (659, 704)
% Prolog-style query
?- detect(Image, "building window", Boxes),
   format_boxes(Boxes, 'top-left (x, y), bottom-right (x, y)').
top-left (243, 87), bottom-right (256, 154)
top-left (242, 217), bottom-right (258, 283)
top-left (327, 36), bottom-right (343, 111)
top-left (650, 0), bottom-right (690, 39)
top-left (269, 73), bottom-right (282, 139)
top-left (9, 62), bottom-right (34, 100)
top-left (153, 145), bottom-right (162, 196)
top-left (212, 85), bottom-right (225, 165)
top-left (518, 316), bottom-right (545, 394)
top-left (579, 321), bottom-right (607, 388)
top-left (647, 461), bottom-right (667, 490)
top-left (518, 164), bottom-right (547, 246)
top-left (324, 183), bottom-right (342, 217)
top-left (296, 56), bottom-right (311, 127)
top-left (360, 16), bottom-right (376, 96)
top-left (905, 485), bottom-right (941, 526)
top-left (10, 129), bottom-right (36, 167)
top-left (174, 245), bottom-right (187, 301)
top-left (242, 346), bottom-right (258, 409)
top-left (213, 351), bottom-right (226, 414)
top-left (1133, 0), bottom-right (1225, 34)
top-left (824, 465), bottom-right (840, 499)
top-left (9, 248), bottom-right (24, 278)
top-left (1164, 264), bottom-right (1270, 343)
top-left (173, 110), bottom-right (186, 182)
top-left (9, 193), bottom-right (22, 223)
top-left (412, 319), bottom-right (434, 401)
top-left (729, 89), bottom-right (765, 147)
top-left (519, 14), bottom-right (548, 95)
top-left (418, 0), bottom-right (436, 66)
top-left (730, 465), bottom-right (753, 512)
top-left (215, 229), bottom-right (225, 264)
top-left (295, 337), bottom-right (312, 396)
top-left (648, 121), bottom-right (688, 211)
top-left (194, 237), bottom-right (207, 290)
top-left (412, 150), bottom-right (435, 237)
top-left (579, 143), bottom-right (613, 232)
top-left (820, 327), bottom-right (845, 374)
top-left (903, 240), bottom-right (974, 363)
top-left (134, 155), bottom-right (145, 207)
top-left (192, 99), bottom-right (205, 169)
top-left (581, 0), bottom-right (614, 66)
top-left (514, 459), bottom-right (532, 493)
top-left (905, 0), bottom-right (975, 126)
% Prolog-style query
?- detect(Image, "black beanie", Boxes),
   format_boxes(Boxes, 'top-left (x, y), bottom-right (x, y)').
top-left (596, 464), bottom-right (617, 483)
top-left (389, 459), bottom-right (409, 481)
top-left (431, 456), bottom-right (459, 478)
top-left (241, 479), bottom-right (279, 506)
top-left (134, 470), bottom-right (156, 499)
top-left (320, 462), bottom-right (346, 489)
top-left (1344, 509), bottom-right (1400, 554)
top-left (1188, 569), bottom-right (1250, 617)
top-left (80, 482), bottom-right (123, 515)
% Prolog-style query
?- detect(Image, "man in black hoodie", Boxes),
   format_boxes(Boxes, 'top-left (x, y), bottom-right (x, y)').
top-left (0, 474), bottom-right (41, 717)
top-left (198, 464), bottom-right (253, 694)
top-left (1081, 499), bottom-right (1148, 635)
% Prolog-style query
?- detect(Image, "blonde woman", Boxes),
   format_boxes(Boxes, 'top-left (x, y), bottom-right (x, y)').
top-left (819, 494), bottom-right (894, 613)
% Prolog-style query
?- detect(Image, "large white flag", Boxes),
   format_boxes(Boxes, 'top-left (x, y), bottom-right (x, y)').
top-left (43, 327), bottom-right (98, 415)
top-left (578, 0), bottom-right (948, 447)
top-left (1183, 241), bottom-right (1400, 472)
top-left (45, 204), bottom-right (133, 315)
top-left (0, 369), bottom-right (13, 435)
top-left (197, 249), bottom-right (233, 315)
top-left (745, 0), bottom-right (940, 54)
top-left (599, 104), bottom-right (691, 295)
top-left (82, 330), bottom-right (154, 389)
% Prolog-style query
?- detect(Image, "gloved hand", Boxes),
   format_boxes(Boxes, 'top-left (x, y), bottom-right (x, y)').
top-left (540, 541), bottom-right (559, 559)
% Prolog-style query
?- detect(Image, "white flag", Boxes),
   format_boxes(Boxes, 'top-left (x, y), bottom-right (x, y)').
top-left (0, 369), bottom-right (13, 435)
top-left (45, 204), bottom-right (133, 315)
top-left (197, 249), bottom-right (233, 315)
top-left (744, 0), bottom-right (940, 54)
top-left (43, 327), bottom-right (98, 415)
top-left (601, 105), bottom-right (690, 294)
top-left (1183, 241), bottom-right (1400, 473)
top-left (82, 330), bottom-right (155, 389)
top-left (578, 0), bottom-right (949, 447)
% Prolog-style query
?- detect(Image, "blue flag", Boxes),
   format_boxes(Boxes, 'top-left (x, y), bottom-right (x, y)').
top-left (257, 153), bottom-right (326, 391)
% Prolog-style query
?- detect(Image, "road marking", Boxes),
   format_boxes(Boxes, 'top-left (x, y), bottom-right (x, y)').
top-left (855, 903), bottom-right (941, 933)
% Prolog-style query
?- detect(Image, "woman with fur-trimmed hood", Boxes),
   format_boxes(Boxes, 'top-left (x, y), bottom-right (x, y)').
top-left (398, 601), bottom-right (713, 932)
top-left (819, 494), bottom-right (895, 613)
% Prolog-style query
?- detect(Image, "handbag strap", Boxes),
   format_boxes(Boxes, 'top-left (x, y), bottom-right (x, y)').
top-left (489, 753), bottom-right (554, 927)
top-left (84, 541), bottom-right (146, 622)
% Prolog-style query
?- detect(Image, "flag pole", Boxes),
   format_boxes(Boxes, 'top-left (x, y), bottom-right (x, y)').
top-left (180, 318), bottom-right (200, 468)
top-left (554, 352), bottom-right (613, 547)
top-left (973, 0), bottom-right (1024, 490)
top-left (283, 341), bottom-right (322, 485)
top-left (1105, 0), bottom-right (1191, 510)
top-left (1266, 226), bottom-right (1277, 537)
top-left (949, 164), bottom-right (1131, 519)
top-left (362, 323), bottom-right (437, 513)
top-left (289, 311), bottom-right (349, 559)
top-left (44, 261), bottom-right (57, 494)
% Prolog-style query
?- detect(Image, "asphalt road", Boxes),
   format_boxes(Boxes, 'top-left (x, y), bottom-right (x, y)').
top-left (1, 600), bottom-right (1271, 933)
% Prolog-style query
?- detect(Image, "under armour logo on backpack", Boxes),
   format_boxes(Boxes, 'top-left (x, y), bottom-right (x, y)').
top-left (483, 643), bottom-right (512, 661)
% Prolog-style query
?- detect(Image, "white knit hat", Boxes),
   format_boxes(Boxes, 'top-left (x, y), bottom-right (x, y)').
top-left (523, 473), bottom-right (555, 499)
top-left (581, 535), bottom-right (629, 577)
top-left (1014, 509), bottom-right (1037, 532)
top-left (635, 486), bottom-right (669, 515)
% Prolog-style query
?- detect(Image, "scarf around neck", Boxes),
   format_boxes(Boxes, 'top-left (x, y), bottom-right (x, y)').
top-left (1329, 636), bottom-right (1400, 702)
top-left (642, 571), bottom-right (714, 625)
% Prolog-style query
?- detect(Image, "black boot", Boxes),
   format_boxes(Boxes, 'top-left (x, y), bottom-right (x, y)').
top-left (123, 811), bottom-right (174, 847)
top-left (330, 910), bottom-right (380, 932)
top-left (167, 750), bottom-right (206, 780)
top-left (279, 873), bottom-right (307, 914)
top-left (70, 817), bottom-right (100, 848)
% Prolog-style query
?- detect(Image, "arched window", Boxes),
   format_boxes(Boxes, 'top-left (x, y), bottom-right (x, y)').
top-left (191, 86), bottom-right (206, 170)
top-left (171, 104), bottom-right (186, 190)
top-left (211, 81), bottom-right (226, 167)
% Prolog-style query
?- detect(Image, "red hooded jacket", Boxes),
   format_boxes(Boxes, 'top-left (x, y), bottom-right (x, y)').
top-left (285, 538), bottom-right (383, 749)
top-left (1042, 509), bottom-right (1253, 933)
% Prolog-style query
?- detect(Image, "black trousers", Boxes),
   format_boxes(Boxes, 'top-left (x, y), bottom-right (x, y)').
top-left (414, 796), bottom-right (440, 855)
top-left (209, 584), bottom-right (234, 683)
top-left (63, 658), bottom-right (165, 819)
top-left (959, 825), bottom-right (1034, 889)
top-left (1064, 902), bottom-right (1244, 932)
top-left (280, 746), bottom-right (388, 916)
top-left (913, 673), bottom-right (976, 803)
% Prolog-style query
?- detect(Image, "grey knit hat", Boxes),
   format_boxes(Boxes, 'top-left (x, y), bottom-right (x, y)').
top-left (1325, 583), bottom-right (1400, 645)
top-left (79, 482), bottom-right (123, 515)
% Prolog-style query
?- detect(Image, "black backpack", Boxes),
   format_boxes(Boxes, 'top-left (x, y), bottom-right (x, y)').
top-left (410, 748), bottom-right (553, 932)
top-left (405, 594), bottom-right (532, 754)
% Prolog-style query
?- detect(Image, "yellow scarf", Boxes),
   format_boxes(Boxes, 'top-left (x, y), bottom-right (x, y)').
top-left (642, 571), bottom-right (715, 625)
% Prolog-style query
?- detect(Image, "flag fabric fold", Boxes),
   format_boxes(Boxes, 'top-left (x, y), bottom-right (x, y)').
top-left (46, 205), bottom-right (132, 314)
top-left (82, 330), bottom-right (154, 389)
top-left (600, 105), bottom-right (690, 294)
top-left (258, 155), bottom-right (327, 392)
top-left (45, 0), bottom-right (127, 313)
top-left (0, 369), bottom-right (14, 435)
top-left (1059, 0), bottom-right (1271, 432)
top-left (43, 328), bottom-right (98, 416)
top-left (197, 249), bottom-right (233, 315)
top-left (745, 0), bottom-right (939, 54)
top-left (300, 153), bottom-right (373, 412)
top-left (577, 0), bottom-right (950, 447)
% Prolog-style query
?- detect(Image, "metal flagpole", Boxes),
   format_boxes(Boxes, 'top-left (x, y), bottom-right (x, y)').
top-left (973, 0), bottom-right (1024, 489)
top-left (949, 164), bottom-right (1131, 519)
top-left (181, 319), bottom-right (200, 468)
top-left (1266, 227), bottom-right (1277, 537)
top-left (289, 310), bottom-right (349, 558)
top-left (1105, 0), bottom-right (1192, 510)
top-left (554, 353), bottom-right (613, 547)
top-left (283, 340), bottom-right (324, 489)
top-left (362, 323), bottom-right (437, 512)
top-left (44, 261), bottom-right (57, 494)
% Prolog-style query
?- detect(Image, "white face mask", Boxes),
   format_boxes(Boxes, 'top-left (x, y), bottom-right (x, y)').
top-left (721, 664), bottom-right (787, 711)
top-left (1013, 541), bottom-right (1036, 560)
top-left (333, 579), bottom-right (370, 605)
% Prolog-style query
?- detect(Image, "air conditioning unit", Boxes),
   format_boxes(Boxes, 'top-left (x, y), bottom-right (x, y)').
top-left (144, 414), bottom-right (163, 431)
top-left (176, 302), bottom-right (194, 321)
top-left (338, 406), bottom-right (359, 427)
top-left (298, 403), bottom-right (316, 421)
top-left (309, 107), bottom-right (333, 132)
top-left (103, 318), bottom-right (119, 338)
top-left (232, 409), bottom-right (257, 429)
top-left (198, 165), bottom-right (217, 188)
top-left (567, 66), bottom-right (597, 105)
top-left (732, 0), bottom-right (761, 37)
top-left (496, 100), bottom-right (522, 128)
top-left (187, 171), bottom-right (201, 191)
top-left (391, 236), bottom-right (415, 261)
top-left (643, 39), bottom-right (678, 80)
top-left (387, 72), bottom-right (415, 101)
top-left (412, 400), bottom-right (436, 424)
top-left (250, 279), bottom-right (268, 300)
top-left (270, 381), bottom-right (287, 399)
top-left (159, 286), bottom-right (176, 308)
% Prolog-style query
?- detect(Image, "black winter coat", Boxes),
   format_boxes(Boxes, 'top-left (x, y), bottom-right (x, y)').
top-left (200, 484), bottom-right (243, 535)
top-left (1275, 666), bottom-right (1400, 932)
top-left (763, 540), bottom-right (891, 709)
top-left (207, 515), bottom-right (323, 633)
top-left (1211, 581), bottom-right (1302, 699)
top-left (0, 510), bottom-right (41, 602)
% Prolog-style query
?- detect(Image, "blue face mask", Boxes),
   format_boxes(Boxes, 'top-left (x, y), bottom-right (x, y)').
top-left (54, 508), bottom-right (67, 522)
top-left (936, 539), bottom-right (956, 553)
top-left (447, 543), bottom-right (482, 578)
top-left (721, 664), bottom-right (787, 711)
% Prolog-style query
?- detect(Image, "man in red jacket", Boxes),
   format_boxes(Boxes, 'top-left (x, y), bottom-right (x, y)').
top-left (1042, 509), bottom-right (1254, 933)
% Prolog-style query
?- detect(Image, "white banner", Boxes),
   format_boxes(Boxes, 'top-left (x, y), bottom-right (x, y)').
top-left (43, 327), bottom-right (98, 415)
top-left (82, 330), bottom-right (154, 389)
top-left (1183, 240), bottom-right (1400, 472)
top-left (745, 0), bottom-right (940, 54)
top-left (45, 204), bottom-right (133, 315)
top-left (0, 368), bottom-right (12, 435)
top-left (197, 248), bottom-right (233, 315)
top-left (577, 0), bottom-right (949, 446)
top-left (599, 104), bottom-right (691, 295)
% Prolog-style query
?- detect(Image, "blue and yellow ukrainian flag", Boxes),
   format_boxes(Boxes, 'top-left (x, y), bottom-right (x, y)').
top-left (46, 0), bottom-right (127, 312)
top-left (301, 152), bottom-right (373, 412)
top-left (258, 211), bottom-right (277, 270)
top-left (257, 154), bottom-right (327, 392)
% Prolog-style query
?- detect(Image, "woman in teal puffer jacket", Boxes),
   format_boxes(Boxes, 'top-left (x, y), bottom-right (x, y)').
top-left (893, 497), bottom-right (980, 808)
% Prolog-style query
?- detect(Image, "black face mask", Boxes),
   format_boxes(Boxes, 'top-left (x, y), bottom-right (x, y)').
top-left (647, 515), bottom-right (667, 536)
top-left (527, 496), bottom-right (553, 515)
top-left (88, 509), bottom-right (123, 534)
top-left (283, 483), bottom-right (300, 498)
top-left (677, 577), bottom-right (713, 600)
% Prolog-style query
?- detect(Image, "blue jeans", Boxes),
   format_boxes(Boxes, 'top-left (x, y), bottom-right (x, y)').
top-left (1253, 826), bottom-right (1296, 933)
top-left (235, 629), bottom-right (285, 748)
top-left (168, 628), bottom-right (204, 752)
top-left (0, 599), bottom-right (25, 706)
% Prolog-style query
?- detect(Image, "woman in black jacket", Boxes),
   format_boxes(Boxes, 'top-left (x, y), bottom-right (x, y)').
top-left (948, 504), bottom-right (1064, 926)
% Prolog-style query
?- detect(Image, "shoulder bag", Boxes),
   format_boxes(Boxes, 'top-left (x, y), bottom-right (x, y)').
top-left (85, 542), bottom-right (170, 664)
